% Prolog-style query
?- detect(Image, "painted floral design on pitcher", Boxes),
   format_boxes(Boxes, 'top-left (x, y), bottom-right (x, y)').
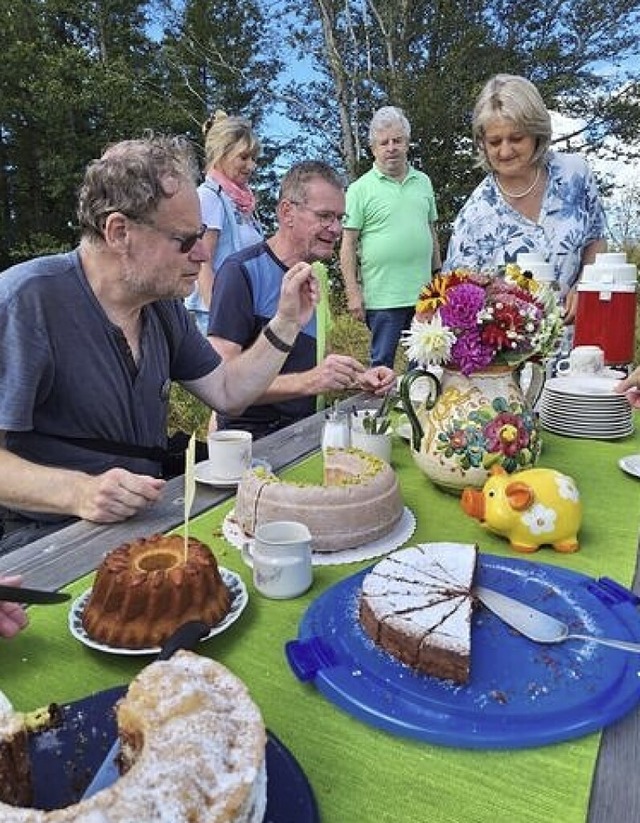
top-left (400, 365), bottom-right (542, 494)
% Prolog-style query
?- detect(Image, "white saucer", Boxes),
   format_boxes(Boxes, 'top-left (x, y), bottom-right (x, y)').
top-left (556, 367), bottom-right (626, 380)
top-left (619, 454), bottom-right (640, 479)
top-left (194, 457), bottom-right (272, 487)
top-left (545, 376), bottom-right (623, 396)
top-left (396, 421), bottom-right (412, 442)
top-left (68, 568), bottom-right (248, 655)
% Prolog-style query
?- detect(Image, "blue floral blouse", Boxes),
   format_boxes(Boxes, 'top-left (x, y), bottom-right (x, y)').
top-left (444, 151), bottom-right (606, 297)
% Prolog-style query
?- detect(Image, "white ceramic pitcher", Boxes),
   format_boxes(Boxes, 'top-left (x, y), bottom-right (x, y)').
top-left (243, 521), bottom-right (313, 599)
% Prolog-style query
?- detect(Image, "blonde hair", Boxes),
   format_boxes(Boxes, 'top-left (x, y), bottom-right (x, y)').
top-left (472, 74), bottom-right (552, 171)
top-left (202, 110), bottom-right (260, 169)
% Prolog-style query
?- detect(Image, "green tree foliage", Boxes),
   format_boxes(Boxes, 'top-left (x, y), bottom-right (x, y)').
top-left (275, 0), bottom-right (640, 247)
top-left (0, 0), bottom-right (277, 268)
top-left (0, 0), bottom-right (638, 269)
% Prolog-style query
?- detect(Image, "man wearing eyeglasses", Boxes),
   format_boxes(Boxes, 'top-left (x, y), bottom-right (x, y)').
top-left (207, 160), bottom-right (396, 439)
top-left (0, 136), bottom-right (319, 553)
top-left (340, 106), bottom-right (441, 369)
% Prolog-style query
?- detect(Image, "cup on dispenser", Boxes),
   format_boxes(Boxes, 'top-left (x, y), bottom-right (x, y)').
top-left (516, 253), bottom-right (555, 285)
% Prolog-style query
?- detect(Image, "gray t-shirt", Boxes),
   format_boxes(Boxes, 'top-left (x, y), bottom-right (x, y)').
top-left (0, 250), bottom-right (220, 484)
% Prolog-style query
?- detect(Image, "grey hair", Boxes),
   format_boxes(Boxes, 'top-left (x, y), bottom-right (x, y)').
top-left (472, 74), bottom-right (552, 171)
top-left (202, 110), bottom-right (260, 169)
top-left (369, 106), bottom-right (411, 145)
top-left (278, 160), bottom-right (345, 205)
top-left (77, 134), bottom-right (200, 240)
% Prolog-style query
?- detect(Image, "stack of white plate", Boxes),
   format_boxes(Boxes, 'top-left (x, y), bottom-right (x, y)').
top-left (539, 376), bottom-right (634, 439)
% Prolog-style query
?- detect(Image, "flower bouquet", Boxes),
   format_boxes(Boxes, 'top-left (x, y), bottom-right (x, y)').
top-left (402, 265), bottom-right (564, 376)
top-left (397, 266), bottom-right (565, 492)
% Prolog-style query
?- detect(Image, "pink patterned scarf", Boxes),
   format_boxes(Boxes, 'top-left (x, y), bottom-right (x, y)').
top-left (208, 169), bottom-right (256, 214)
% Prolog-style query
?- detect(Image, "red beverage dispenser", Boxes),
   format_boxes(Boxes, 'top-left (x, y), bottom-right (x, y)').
top-left (574, 253), bottom-right (638, 366)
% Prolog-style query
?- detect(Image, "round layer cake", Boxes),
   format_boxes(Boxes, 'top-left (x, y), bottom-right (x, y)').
top-left (0, 651), bottom-right (267, 822)
top-left (234, 447), bottom-right (404, 552)
top-left (360, 542), bottom-right (478, 684)
top-left (82, 535), bottom-right (231, 649)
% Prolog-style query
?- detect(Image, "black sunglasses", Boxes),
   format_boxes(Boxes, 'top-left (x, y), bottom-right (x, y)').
top-left (131, 219), bottom-right (207, 253)
top-left (158, 223), bottom-right (207, 253)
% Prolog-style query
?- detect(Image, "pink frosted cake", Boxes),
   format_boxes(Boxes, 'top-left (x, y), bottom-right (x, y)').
top-left (234, 447), bottom-right (404, 552)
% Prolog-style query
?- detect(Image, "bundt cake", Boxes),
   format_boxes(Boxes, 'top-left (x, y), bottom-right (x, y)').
top-left (360, 542), bottom-right (478, 683)
top-left (234, 447), bottom-right (404, 552)
top-left (82, 535), bottom-right (231, 649)
top-left (0, 692), bottom-right (31, 808)
top-left (0, 652), bottom-right (267, 822)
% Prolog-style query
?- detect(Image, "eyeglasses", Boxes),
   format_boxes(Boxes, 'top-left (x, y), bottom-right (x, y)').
top-left (290, 201), bottom-right (345, 228)
top-left (135, 220), bottom-right (207, 253)
top-left (152, 223), bottom-right (207, 253)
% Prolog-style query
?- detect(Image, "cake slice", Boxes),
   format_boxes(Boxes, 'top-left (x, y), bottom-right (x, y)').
top-left (360, 542), bottom-right (478, 683)
top-left (0, 691), bottom-right (32, 807)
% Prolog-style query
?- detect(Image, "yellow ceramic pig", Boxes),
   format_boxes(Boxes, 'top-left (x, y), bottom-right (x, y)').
top-left (460, 466), bottom-right (582, 553)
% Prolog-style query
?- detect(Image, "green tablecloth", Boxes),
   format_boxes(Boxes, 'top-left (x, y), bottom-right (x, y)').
top-left (2, 424), bottom-right (640, 823)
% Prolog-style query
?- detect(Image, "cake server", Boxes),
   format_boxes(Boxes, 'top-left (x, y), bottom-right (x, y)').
top-left (0, 584), bottom-right (70, 605)
top-left (81, 619), bottom-right (211, 799)
top-left (475, 585), bottom-right (640, 653)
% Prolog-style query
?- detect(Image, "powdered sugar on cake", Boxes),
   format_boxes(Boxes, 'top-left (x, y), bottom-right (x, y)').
top-left (360, 543), bottom-right (478, 684)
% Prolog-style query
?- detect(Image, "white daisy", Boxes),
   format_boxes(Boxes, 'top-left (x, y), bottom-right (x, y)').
top-left (401, 315), bottom-right (456, 367)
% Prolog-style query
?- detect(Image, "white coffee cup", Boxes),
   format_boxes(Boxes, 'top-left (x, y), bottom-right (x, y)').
top-left (243, 521), bottom-right (313, 599)
top-left (556, 345), bottom-right (605, 377)
top-left (206, 430), bottom-right (252, 480)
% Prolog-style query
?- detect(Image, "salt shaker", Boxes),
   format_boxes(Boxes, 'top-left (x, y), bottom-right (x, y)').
top-left (321, 404), bottom-right (350, 452)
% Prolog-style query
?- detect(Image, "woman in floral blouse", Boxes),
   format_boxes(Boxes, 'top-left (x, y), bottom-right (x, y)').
top-left (445, 74), bottom-right (606, 323)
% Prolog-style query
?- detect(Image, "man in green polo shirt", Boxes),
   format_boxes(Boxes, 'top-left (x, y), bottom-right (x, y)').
top-left (340, 105), bottom-right (441, 368)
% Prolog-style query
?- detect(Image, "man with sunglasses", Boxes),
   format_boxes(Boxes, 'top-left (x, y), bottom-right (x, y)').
top-left (207, 160), bottom-right (395, 439)
top-left (0, 136), bottom-right (319, 554)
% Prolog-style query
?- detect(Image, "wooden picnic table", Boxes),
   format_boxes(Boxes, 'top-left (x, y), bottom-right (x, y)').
top-left (1, 397), bottom-right (639, 823)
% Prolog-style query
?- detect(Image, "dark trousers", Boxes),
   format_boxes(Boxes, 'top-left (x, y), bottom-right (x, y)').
top-left (366, 307), bottom-right (416, 369)
top-left (0, 510), bottom-right (73, 556)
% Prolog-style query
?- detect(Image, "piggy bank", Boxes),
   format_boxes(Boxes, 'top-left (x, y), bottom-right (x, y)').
top-left (460, 466), bottom-right (582, 553)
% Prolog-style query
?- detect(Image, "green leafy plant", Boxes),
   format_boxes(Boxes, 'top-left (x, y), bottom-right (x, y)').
top-left (359, 392), bottom-right (398, 435)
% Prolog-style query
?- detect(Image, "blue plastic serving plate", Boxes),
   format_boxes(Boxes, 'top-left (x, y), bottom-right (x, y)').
top-left (286, 553), bottom-right (640, 749)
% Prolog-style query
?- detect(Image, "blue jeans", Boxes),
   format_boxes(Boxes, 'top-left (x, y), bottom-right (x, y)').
top-left (365, 307), bottom-right (415, 369)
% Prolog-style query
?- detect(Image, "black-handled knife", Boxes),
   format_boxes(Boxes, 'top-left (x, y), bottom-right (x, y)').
top-left (0, 584), bottom-right (71, 605)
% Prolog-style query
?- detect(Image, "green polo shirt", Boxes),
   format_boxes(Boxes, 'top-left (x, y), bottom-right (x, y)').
top-left (343, 164), bottom-right (437, 309)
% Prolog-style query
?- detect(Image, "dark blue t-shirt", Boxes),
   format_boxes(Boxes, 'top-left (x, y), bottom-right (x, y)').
top-left (208, 241), bottom-right (317, 433)
top-left (0, 250), bottom-right (220, 481)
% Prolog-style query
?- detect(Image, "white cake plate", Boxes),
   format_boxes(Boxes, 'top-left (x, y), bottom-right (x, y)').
top-left (222, 507), bottom-right (416, 566)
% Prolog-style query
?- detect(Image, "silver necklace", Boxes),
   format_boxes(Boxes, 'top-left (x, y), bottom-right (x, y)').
top-left (494, 166), bottom-right (541, 199)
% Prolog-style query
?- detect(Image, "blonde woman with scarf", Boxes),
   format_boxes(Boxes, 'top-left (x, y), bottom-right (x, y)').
top-left (185, 111), bottom-right (263, 334)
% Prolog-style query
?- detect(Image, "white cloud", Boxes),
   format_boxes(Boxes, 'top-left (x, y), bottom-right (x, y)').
top-left (551, 111), bottom-right (640, 181)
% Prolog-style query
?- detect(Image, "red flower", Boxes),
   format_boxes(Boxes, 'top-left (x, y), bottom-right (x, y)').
top-left (484, 413), bottom-right (530, 456)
